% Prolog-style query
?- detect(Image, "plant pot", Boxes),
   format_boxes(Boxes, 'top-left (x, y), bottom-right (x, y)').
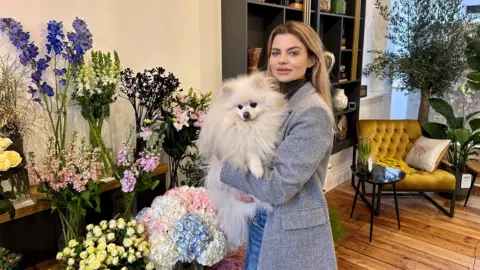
top-left (438, 172), bottom-right (472, 201)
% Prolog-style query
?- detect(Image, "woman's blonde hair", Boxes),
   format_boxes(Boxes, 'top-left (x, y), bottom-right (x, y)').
top-left (266, 21), bottom-right (333, 121)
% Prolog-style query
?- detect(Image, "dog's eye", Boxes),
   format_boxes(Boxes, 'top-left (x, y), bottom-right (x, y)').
top-left (238, 105), bottom-right (243, 109)
top-left (250, 102), bottom-right (257, 108)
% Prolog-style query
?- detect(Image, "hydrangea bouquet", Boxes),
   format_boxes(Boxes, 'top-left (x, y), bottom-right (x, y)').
top-left (56, 218), bottom-right (154, 270)
top-left (160, 89), bottom-right (211, 189)
top-left (136, 186), bottom-right (227, 269)
top-left (27, 132), bottom-right (103, 247)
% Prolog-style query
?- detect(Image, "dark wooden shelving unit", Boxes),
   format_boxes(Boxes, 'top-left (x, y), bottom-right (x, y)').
top-left (221, 0), bottom-right (366, 155)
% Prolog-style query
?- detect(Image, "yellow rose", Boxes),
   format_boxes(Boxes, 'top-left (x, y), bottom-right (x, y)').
top-left (0, 138), bottom-right (12, 153)
top-left (0, 154), bottom-right (11, 172)
top-left (3, 151), bottom-right (21, 168)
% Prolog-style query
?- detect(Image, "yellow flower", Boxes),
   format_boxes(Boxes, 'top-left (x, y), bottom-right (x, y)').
top-left (86, 246), bottom-right (95, 254)
top-left (68, 239), bottom-right (79, 248)
top-left (146, 262), bottom-right (155, 270)
top-left (63, 247), bottom-right (71, 257)
top-left (2, 151), bottom-right (21, 168)
top-left (80, 251), bottom-right (88, 259)
top-left (123, 238), bottom-right (133, 248)
top-left (0, 154), bottom-right (11, 172)
top-left (0, 138), bottom-right (12, 153)
top-left (56, 252), bottom-right (63, 260)
top-left (90, 260), bottom-right (101, 269)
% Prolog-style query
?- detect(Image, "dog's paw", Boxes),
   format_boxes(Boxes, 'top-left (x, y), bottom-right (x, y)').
top-left (250, 163), bottom-right (264, 178)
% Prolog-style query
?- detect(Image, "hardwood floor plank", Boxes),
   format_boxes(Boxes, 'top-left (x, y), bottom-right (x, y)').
top-left (336, 246), bottom-right (401, 270)
top-left (337, 258), bottom-right (367, 270)
top-left (358, 224), bottom-right (475, 267)
top-left (351, 231), bottom-right (469, 270)
top-left (342, 236), bottom-right (437, 270)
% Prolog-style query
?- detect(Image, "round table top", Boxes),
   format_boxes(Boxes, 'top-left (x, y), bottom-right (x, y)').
top-left (351, 164), bottom-right (406, 185)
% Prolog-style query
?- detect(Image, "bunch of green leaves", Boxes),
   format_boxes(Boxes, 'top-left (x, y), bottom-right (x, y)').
top-left (363, 0), bottom-right (478, 120)
top-left (0, 247), bottom-right (22, 270)
top-left (420, 98), bottom-right (480, 173)
top-left (466, 24), bottom-right (480, 91)
top-left (357, 135), bottom-right (372, 163)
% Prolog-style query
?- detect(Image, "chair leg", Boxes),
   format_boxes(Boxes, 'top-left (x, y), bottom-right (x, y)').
top-left (450, 189), bottom-right (456, 218)
top-left (393, 183), bottom-right (401, 229)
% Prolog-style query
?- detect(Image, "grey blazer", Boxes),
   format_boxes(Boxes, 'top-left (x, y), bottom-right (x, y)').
top-left (220, 82), bottom-right (338, 270)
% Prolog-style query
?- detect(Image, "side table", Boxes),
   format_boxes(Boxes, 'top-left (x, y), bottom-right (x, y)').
top-left (350, 164), bottom-right (406, 243)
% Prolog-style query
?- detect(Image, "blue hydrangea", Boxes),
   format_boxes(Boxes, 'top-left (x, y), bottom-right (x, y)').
top-left (169, 214), bottom-right (212, 263)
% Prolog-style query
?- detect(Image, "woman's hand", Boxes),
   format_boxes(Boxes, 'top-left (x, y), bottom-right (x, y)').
top-left (234, 191), bottom-right (254, 203)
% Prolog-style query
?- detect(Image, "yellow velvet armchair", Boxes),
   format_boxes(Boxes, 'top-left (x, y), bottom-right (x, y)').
top-left (353, 119), bottom-right (458, 217)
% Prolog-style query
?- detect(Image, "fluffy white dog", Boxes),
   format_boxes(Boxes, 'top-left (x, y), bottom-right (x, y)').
top-left (197, 72), bottom-right (288, 250)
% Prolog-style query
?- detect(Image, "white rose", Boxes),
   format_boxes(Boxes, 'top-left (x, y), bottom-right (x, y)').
top-left (68, 258), bottom-right (75, 266)
top-left (62, 247), bottom-right (71, 256)
top-left (123, 238), bottom-right (133, 248)
top-left (126, 228), bottom-right (135, 237)
top-left (130, 220), bottom-right (137, 227)
top-left (93, 226), bottom-right (102, 237)
top-left (117, 221), bottom-right (125, 229)
top-left (98, 236), bottom-right (107, 244)
top-left (97, 242), bottom-right (107, 251)
top-left (68, 239), bottom-right (78, 248)
top-left (127, 254), bottom-right (136, 263)
top-left (107, 232), bottom-right (115, 241)
top-left (135, 251), bottom-right (142, 259)
top-left (56, 252), bottom-right (63, 260)
top-left (66, 267), bottom-right (73, 270)
top-left (86, 224), bottom-right (94, 231)
top-left (136, 224), bottom-right (145, 234)
top-left (80, 251), bottom-right (88, 259)
top-left (112, 256), bottom-right (119, 265)
top-left (108, 220), bottom-right (117, 229)
top-left (146, 262), bottom-right (155, 270)
top-left (110, 249), bottom-right (118, 257)
top-left (97, 253), bottom-right (106, 263)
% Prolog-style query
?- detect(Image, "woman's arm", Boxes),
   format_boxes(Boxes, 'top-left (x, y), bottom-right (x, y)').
top-left (220, 106), bottom-right (333, 206)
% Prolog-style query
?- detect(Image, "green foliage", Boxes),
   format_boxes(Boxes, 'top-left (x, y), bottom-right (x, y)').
top-left (420, 98), bottom-right (480, 173)
top-left (466, 24), bottom-right (480, 91)
top-left (0, 247), bottom-right (21, 270)
top-left (363, 0), bottom-right (478, 118)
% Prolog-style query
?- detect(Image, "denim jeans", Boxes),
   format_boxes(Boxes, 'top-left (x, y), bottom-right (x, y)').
top-left (244, 209), bottom-right (267, 270)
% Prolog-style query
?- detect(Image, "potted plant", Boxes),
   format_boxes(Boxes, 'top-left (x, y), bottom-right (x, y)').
top-left (356, 135), bottom-right (372, 173)
top-left (420, 98), bottom-right (479, 198)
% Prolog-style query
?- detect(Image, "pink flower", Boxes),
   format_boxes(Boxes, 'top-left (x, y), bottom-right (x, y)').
top-left (121, 170), bottom-right (137, 193)
top-left (139, 126), bottom-right (153, 141)
top-left (193, 111), bottom-right (206, 128)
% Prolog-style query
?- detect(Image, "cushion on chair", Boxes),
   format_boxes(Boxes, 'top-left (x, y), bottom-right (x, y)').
top-left (383, 168), bottom-right (456, 191)
top-left (405, 136), bottom-right (451, 172)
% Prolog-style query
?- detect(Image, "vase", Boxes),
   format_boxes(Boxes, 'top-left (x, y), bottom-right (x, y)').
top-left (247, 48), bottom-right (262, 74)
top-left (320, 0), bottom-right (331, 12)
top-left (333, 88), bottom-right (348, 111)
top-left (0, 167), bottom-right (30, 205)
top-left (112, 189), bottom-right (137, 220)
top-left (335, 115), bottom-right (348, 141)
top-left (173, 261), bottom-right (204, 270)
top-left (324, 51), bottom-right (335, 73)
top-left (57, 207), bottom-right (85, 249)
top-left (331, 0), bottom-right (345, 14)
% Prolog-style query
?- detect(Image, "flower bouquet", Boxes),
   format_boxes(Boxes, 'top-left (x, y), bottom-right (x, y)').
top-left (136, 186), bottom-right (227, 269)
top-left (0, 247), bottom-right (22, 270)
top-left (73, 50), bottom-right (121, 176)
top-left (27, 133), bottom-right (103, 247)
top-left (56, 218), bottom-right (154, 270)
top-left (0, 137), bottom-right (23, 219)
top-left (160, 88), bottom-right (211, 189)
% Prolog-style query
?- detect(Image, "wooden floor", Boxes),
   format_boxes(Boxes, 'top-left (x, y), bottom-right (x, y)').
top-left (327, 181), bottom-right (480, 270)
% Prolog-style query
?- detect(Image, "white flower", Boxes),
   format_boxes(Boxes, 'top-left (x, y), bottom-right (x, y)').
top-left (123, 238), bottom-right (133, 248)
top-left (98, 236), bottom-right (107, 244)
top-left (110, 248), bottom-right (119, 257)
top-left (107, 232), bottom-right (115, 241)
top-left (68, 239), bottom-right (78, 248)
top-left (135, 251), bottom-right (142, 258)
top-left (107, 243), bottom-right (116, 252)
top-left (80, 251), bottom-right (88, 259)
top-left (97, 252), bottom-right (106, 263)
top-left (86, 246), bottom-right (95, 254)
top-left (127, 254), bottom-right (136, 263)
top-left (66, 267), bottom-right (73, 270)
top-left (112, 256), bottom-right (119, 265)
top-left (130, 220), bottom-right (137, 227)
top-left (127, 227), bottom-right (135, 237)
top-left (106, 255), bottom-right (113, 265)
top-left (146, 262), bottom-right (155, 270)
top-left (137, 224), bottom-right (145, 234)
top-left (90, 260), bottom-right (101, 269)
top-left (56, 252), bottom-right (63, 260)
top-left (67, 258), bottom-right (75, 266)
top-left (62, 247), bottom-right (71, 257)
top-left (117, 221), bottom-right (126, 229)
top-left (97, 242), bottom-right (107, 251)
top-left (93, 226), bottom-right (102, 237)
top-left (108, 220), bottom-right (117, 229)
top-left (84, 239), bottom-right (95, 247)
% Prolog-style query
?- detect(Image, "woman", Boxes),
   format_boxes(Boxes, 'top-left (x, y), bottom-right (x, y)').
top-left (219, 21), bottom-right (337, 270)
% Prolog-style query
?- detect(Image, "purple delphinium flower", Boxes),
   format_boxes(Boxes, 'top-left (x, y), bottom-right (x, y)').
top-left (36, 56), bottom-right (50, 71)
top-left (0, 18), bottom-right (39, 66)
top-left (120, 170), bottom-right (136, 193)
top-left (64, 17), bottom-right (92, 65)
top-left (137, 155), bottom-right (161, 172)
top-left (41, 82), bottom-right (54, 97)
top-left (46, 20), bottom-right (64, 55)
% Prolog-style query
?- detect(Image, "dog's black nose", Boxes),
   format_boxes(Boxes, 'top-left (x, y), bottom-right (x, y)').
top-left (243, 112), bottom-right (250, 119)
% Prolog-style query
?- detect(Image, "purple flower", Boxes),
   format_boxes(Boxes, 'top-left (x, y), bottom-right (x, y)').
top-left (137, 156), bottom-right (161, 172)
top-left (139, 126), bottom-right (153, 141)
top-left (116, 147), bottom-right (131, 167)
top-left (31, 71), bottom-right (42, 84)
top-left (36, 56), bottom-right (50, 71)
top-left (46, 20), bottom-right (64, 55)
top-left (0, 18), bottom-right (39, 67)
top-left (42, 82), bottom-right (54, 96)
top-left (54, 68), bottom-right (66, 76)
top-left (120, 170), bottom-right (136, 193)
top-left (64, 17), bottom-right (92, 65)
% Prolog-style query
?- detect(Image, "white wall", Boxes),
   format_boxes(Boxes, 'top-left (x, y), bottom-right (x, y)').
top-left (0, 0), bottom-right (222, 164)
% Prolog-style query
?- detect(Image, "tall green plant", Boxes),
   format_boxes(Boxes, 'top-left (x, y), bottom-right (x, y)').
top-left (466, 24), bottom-right (480, 91)
top-left (363, 0), bottom-right (478, 121)
top-left (420, 98), bottom-right (480, 173)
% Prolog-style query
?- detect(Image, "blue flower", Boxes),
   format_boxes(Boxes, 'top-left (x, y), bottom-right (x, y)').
top-left (64, 17), bottom-right (92, 65)
top-left (169, 214), bottom-right (212, 262)
top-left (31, 71), bottom-right (42, 84)
top-left (36, 56), bottom-right (51, 71)
top-left (42, 82), bottom-right (54, 96)
top-left (54, 68), bottom-right (66, 76)
top-left (0, 18), bottom-right (39, 66)
top-left (46, 20), bottom-right (64, 55)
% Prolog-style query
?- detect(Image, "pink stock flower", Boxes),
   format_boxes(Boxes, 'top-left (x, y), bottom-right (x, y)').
top-left (139, 126), bottom-right (153, 141)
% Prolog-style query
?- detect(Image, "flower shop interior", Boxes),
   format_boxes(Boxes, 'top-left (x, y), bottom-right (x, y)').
top-left (0, 0), bottom-right (480, 269)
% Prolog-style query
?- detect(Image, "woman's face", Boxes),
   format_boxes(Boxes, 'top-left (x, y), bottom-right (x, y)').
top-left (269, 33), bottom-right (312, 83)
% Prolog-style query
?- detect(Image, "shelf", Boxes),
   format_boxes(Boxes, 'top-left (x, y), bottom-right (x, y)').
top-left (341, 49), bottom-right (353, 52)
top-left (0, 164), bottom-right (169, 224)
top-left (334, 108), bottom-right (356, 116)
top-left (319, 11), bottom-right (355, 19)
top-left (361, 92), bottom-right (388, 101)
top-left (331, 79), bottom-right (360, 86)
top-left (332, 138), bottom-right (352, 154)
top-left (247, 0), bottom-right (316, 13)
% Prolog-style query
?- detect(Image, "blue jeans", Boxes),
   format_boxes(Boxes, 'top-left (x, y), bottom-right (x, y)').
top-left (244, 209), bottom-right (267, 270)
